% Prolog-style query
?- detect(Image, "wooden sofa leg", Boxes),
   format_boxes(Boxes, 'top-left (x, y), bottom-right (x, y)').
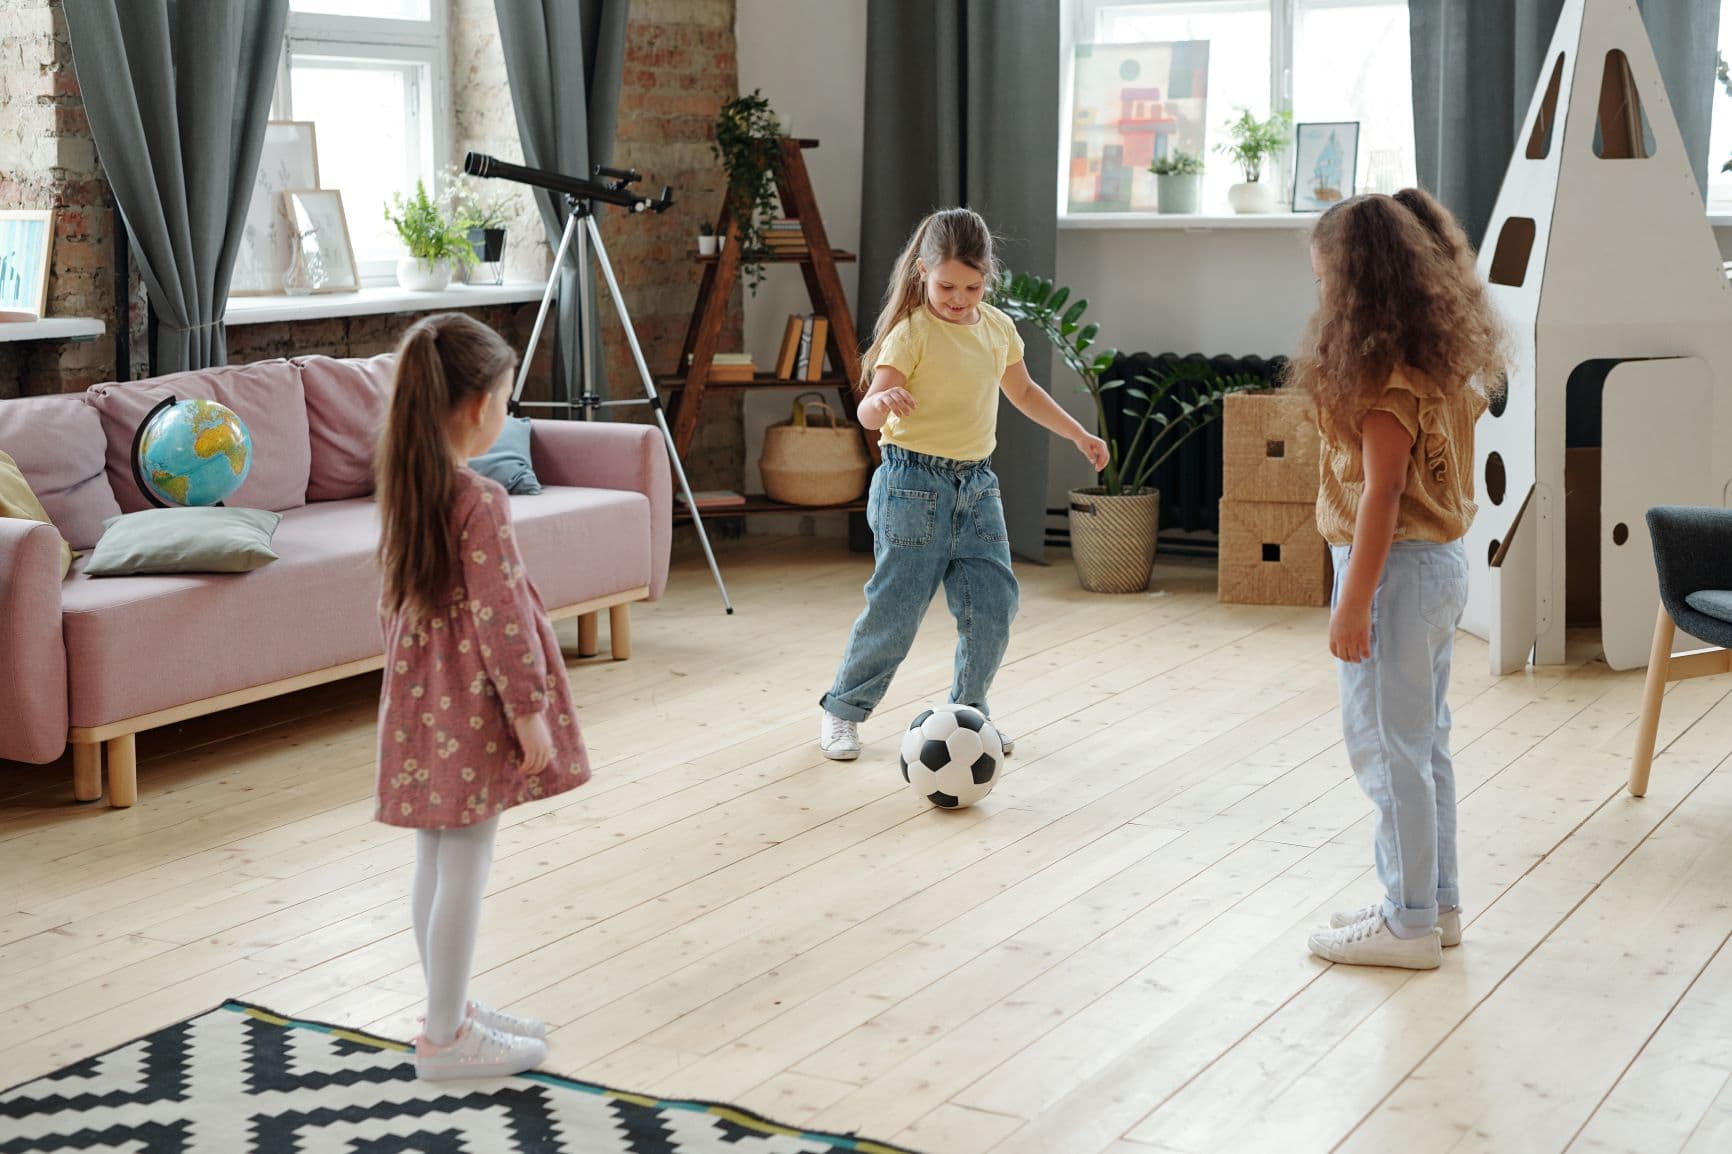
top-left (577, 612), bottom-right (600, 658)
top-left (106, 734), bottom-right (138, 808)
top-left (1630, 605), bottom-right (1676, 798)
top-left (72, 742), bottom-right (102, 803)
top-left (610, 603), bottom-right (632, 661)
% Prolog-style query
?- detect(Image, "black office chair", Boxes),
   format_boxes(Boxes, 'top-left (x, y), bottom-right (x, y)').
top-left (1630, 506), bottom-right (1732, 796)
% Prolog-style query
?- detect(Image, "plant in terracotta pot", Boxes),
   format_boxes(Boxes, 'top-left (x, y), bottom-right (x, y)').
top-left (386, 181), bottom-right (475, 291)
top-left (712, 89), bottom-right (784, 293)
top-left (1150, 150), bottom-right (1205, 214)
top-left (992, 271), bottom-right (1259, 593)
top-left (1219, 108), bottom-right (1292, 215)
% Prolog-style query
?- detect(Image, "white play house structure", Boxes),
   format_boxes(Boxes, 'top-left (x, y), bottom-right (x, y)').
top-left (1464, 0), bottom-right (1732, 674)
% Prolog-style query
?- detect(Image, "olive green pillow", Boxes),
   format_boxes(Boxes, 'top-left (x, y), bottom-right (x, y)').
top-left (84, 507), bottom-right (282, 576)
top-left (0, 449), bottom-right (74, 579)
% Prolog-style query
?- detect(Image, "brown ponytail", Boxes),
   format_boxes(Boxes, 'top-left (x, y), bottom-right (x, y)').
top-left (376, 313), bottom-right (517, 619)
top-left (859, 207), bottom-right (996, 392)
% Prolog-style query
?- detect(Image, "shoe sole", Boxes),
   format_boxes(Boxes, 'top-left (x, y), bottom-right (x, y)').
top-left (416, 1054), bottom-right (545, 1080)
top-left (1308, 942), bottom-right (1442, 970)
top-left (821, 748), bottom-right (860, 761)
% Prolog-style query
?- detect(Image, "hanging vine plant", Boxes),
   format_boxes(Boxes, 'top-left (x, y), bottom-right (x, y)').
top-left (712, 89), bottom-right (784, 293)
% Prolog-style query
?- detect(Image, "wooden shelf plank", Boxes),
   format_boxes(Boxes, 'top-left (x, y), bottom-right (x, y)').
top-left (676, 495), bottom-right (868, 519)
top-left (691, 249), bottom-right (856, 264)
top-left (658, 374), bottom-right (851, 393)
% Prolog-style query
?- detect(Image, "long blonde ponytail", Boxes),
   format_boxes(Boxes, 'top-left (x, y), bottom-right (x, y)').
top-left (859, 207), bottom-right (996, 392)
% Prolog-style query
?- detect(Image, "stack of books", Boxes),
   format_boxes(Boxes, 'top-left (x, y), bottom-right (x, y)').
top-left (684, 351), bottom-right (756, 383)
top-left (774, 313), bottom-right (830, 381)
top-left (763, 218), bottom-right (808, 256)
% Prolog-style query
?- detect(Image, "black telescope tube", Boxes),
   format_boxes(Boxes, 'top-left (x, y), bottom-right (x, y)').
top-left (463, 152), bottom-right (671, 212)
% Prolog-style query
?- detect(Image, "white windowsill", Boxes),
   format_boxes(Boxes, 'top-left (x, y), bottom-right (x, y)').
top-left (1059, 212), bottom-right (1319, 231)
top-left (0, 316), bottom-right (106, 343)
top-left (225, 282), bottom-right (548, 326)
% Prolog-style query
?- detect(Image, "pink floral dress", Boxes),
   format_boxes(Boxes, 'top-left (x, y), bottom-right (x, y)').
top-left (375, 469), bottom-right (590, 828)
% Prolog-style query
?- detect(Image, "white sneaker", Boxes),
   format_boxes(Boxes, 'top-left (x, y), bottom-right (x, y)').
top-left (469, 999), bottom-right (547, 1040)
top-left (1308, 914), bottom-right (1443, 970)
top-left (995, 728), bottom-right (1015, 757)
top-left (820, 711), bottom-right (861, 760)
top-left (416, 1019), bottom-right (546, 1080)
top-left (1330, 904), bottom-right (1461, 947)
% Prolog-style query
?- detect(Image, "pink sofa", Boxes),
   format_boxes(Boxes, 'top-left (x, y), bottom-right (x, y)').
top-left (0, 354), bottom-right (670, 807)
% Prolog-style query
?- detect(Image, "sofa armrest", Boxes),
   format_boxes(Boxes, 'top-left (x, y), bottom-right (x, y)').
top-left (530, 419), bottom-right (672, 601)
top-left (0, 518), bottom-right (68, 764)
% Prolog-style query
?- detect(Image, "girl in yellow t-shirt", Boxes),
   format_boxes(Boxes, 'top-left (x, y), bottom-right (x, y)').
top-left (818, 207), bottom-right (1108, 761)
top-left (1293, 189), bottom-right (1504, 971)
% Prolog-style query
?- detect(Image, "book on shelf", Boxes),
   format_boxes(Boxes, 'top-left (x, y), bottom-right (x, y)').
top-left (686, 351), bottom-right (755, 383)
top-left (792, 313), bottom-right (814, 379)
top-left (678, 489), bottom-right (748, 509)
top-left (774, 315), bottom-right (803, 378)
top-left (805, 316), bottom-right (829, 380)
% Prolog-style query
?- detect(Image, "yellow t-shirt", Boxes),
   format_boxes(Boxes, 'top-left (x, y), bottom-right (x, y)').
top-left (873, 301), bottom-right (1024, 462)
top-left (1315, 366), bottom-right (1488, 546)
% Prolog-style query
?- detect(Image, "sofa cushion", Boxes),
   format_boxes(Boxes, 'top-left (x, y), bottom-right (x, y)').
top-left (86, 361), bottom-right (312, 514)
top-left (0, 393), bottom-right (122, 551)
top-left (59, 485), bottom-right (652, 728)
top-left (297, 353), bottom-right (394, 501)
top-left (469, 416), bottom-right (542, 495)
top-left (85, 507), bottom-right (282, 576)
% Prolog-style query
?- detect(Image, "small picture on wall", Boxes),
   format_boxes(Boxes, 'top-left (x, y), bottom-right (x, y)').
top-left (0, 209), bottom-right (54, 320)
top-left (281, 189), bottom-right (360, 293)
top-left (233, 121), bottom-right (320, 296)
top-left (1292, 121), bottom-right (1359, 213)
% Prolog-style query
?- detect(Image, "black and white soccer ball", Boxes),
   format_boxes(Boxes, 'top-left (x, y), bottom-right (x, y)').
top-left (899, 704), bottom-right (1004, 809)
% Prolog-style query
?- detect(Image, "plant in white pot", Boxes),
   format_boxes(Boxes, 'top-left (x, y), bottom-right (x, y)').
top-left (1219, 108), bottom-right (1292, 215)
top-left (1150, 150), bottom-right (1205, 214)
top-left (992, 272), bottom-right (1260, 593)
top-left (385, 181), bottom-right (476, 291)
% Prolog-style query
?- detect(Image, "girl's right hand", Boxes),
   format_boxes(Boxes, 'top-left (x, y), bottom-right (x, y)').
top-left (870, 387), bottom-right (916, 421)
top-left (512, 712), bottom-right (554, 774)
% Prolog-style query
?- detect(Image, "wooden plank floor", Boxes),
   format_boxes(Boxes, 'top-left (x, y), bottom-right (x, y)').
top-left (4, 536), bottom-right (1731, 1153)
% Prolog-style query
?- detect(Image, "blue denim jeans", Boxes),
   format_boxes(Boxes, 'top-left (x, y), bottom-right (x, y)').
top-left (822, 445), bottom-right (1019, 723)
top-left (1332, 539), bottom-right (1469, 934)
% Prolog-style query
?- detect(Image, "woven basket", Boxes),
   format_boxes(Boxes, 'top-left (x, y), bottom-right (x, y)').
top-left (760, 393), bottom-right (870, 507)
top-left (1067, 486), bottom-right (1159, 594)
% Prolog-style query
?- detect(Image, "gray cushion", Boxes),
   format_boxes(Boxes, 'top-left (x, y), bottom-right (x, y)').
top-left (1684, 589), bottom-right (1732, 625)
top-left (84, 507), bottom-right (281, 576)
top-left (468, 416), bottom-right (542, 495)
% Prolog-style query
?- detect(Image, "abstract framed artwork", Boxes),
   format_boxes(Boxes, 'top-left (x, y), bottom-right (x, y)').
top-left (232, 121), bottom-right (320, 296)
top-left (1293, 121), bottom-right (1359, 213)
top-left (1067, 40), bottom-right (1211, 213)
top-left (281, 189), bottom-right (360, 293)
top-left (0, 209), bottom-right (55, 319)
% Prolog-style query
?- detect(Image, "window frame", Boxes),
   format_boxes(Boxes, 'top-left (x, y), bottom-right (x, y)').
top-left (271, 2), bottom-right (451, 285)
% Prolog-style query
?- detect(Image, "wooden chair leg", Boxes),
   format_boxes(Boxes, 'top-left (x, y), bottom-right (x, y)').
top-left (1630, 604), bottom-right (1676, 798)
top-left (609, 602), bottom-right (632, 661)
top-left (577, 612), bottom-right (600, 658)
top-left (106, 734), bottom-right (138, 808)
top-left (71, 742), bottom-right (102, 803)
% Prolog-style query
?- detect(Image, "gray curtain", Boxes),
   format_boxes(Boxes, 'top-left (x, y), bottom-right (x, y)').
top-left (1412, 0), bottom-right (1721, 246)
top-left (63, 0), bottom-right (287, 373)
top-left (860, 0), bottom-right (1060, 562)
top-left (495, 0), bottom-right (629, 405)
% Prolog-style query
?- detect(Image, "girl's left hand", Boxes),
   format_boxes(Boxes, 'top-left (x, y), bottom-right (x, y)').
top-left (1330, 602), bottom-right (1373, 663)
top-left (1075, 433), bottom-right (1110, 472)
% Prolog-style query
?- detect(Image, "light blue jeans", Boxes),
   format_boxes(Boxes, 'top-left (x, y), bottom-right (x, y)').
top-left (1332, 539), bottom-right (1469, 935)
top-left (822, 445), bottom-right (1019, 723)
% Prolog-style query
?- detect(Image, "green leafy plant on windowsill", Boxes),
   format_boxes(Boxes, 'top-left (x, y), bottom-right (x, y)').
top-left (1220, 108), bottom-right (1293, 183)
top-left (385, 181), bottom-right (477, 266)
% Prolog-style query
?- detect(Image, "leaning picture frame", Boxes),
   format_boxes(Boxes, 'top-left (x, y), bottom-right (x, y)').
top-left (1292, 121), bottom-right (1360, 213)
top-left (232, 121), bottom-right (320, 296)
top-left (0, 209), bottom-right (55, 320)
top-left (281, 189), bottom-right (361, 294)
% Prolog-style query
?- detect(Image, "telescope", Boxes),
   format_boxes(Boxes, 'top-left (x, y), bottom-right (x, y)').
top-left (462, 151), bottom-right (673, 214)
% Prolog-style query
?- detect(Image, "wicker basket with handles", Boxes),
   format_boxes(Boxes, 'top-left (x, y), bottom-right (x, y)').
top-left (760, 392), bottom-right (870, 507)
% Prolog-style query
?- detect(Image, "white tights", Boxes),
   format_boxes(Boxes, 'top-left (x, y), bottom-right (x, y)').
top-left (411, 817), bottom-right (499, 1044)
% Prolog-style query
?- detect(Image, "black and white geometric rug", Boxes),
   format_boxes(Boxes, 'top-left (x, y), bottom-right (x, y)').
top-left (0, 1000), bottom-right (924, 1153)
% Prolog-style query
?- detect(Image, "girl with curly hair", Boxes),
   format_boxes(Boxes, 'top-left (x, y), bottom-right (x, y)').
top-left (1291, 188), bottom-right (1505, 970)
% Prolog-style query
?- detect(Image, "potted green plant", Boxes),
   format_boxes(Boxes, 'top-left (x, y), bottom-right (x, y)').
top-left (1219, 108), bottom-right (1292, 214)
top-left (386, 181), bottom-right (475, 291)
top-left (1150, 151), bottom-right (1205, 214)
top-left (698, 221), bottom-right (718, 257)
top-left (992, 271), bottom-right (1259, 593)
top-left (712, 89), bottom-right (783, 293)
top-left (443, 166), bottom-right (509, 284)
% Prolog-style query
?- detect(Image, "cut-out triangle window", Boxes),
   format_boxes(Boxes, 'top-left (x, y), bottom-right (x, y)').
top-left (1526, 53), bottom-right (1565, 160)
top-left (1593, 49), bottom-right (1656, 159)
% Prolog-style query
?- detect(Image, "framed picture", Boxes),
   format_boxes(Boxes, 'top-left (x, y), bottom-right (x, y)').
top-left (0, 209), bottom-right (55, 319)
top-left (281, 189), bottom-right (360, 293)
top-left (1067, 40), bottom-right (1211, 213)
top-left (232, 121), bottom-right (320, 296)
top-left (1293, 121), bottom-right (1360, 213)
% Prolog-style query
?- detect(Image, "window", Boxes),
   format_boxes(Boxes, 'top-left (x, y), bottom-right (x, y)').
top-left (272, 0), bottom-right (449, 282)
top-left (1062, 0), bottom-right (1415, 214)
top-left (1707, 3), bottom-right (1732, 212)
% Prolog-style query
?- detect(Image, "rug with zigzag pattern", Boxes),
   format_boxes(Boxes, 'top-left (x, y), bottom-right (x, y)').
top-left (0, 1000), bottom-right (923, 1153)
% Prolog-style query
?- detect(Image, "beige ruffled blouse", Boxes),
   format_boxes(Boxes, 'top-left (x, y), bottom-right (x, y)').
top-left (1315, 366), bottom-right (1488, 547)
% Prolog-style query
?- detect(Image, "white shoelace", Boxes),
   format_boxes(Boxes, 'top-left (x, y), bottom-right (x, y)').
top-left (824, 715), bottom-right (857, 742)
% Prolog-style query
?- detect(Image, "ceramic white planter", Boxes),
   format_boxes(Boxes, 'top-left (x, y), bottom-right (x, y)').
top-left (397, 257), bottom-right (453, 292)
top-left (1228, 181), bottom-right (1279, 214)
top-left (697, 235), bottom-right (718, 256)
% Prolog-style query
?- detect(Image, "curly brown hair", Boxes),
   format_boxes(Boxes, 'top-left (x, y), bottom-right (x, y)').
top-left (1290, 188), bottom-right (1505, 443)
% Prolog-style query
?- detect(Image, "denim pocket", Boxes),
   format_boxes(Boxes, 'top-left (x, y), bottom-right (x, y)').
top-left (1420, 551), bottom-right (1469, 629)
top-left (884, 487), bottom-right (937, 547)
top-left (973, 487), bottom-right (1009, 543)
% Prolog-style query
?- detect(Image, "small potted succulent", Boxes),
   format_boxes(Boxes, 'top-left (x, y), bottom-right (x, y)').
top-left (1150, 151), bottom-right (1205, 214)
top-left (1220, 108), bottom-right (1292, 214)
top-left (698, 221), bottom-right (718, 256)
top-left (386, 181), bottom-right (475, 291)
